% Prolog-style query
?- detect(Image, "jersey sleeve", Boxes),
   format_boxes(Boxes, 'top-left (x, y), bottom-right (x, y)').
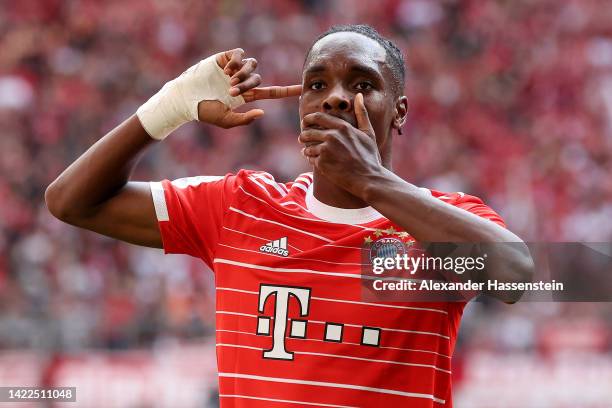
top-left (454, 193), bottom-right (507, 228)
top-left (149, 173), bottom-right (241, 267)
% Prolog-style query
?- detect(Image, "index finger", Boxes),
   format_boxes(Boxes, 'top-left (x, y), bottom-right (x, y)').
top-left (301, 112), bottom-right (350, 130)
top-left (355, 93), bottom-right (374, 138)
top-left (242, 85), bottom-right (302, 102)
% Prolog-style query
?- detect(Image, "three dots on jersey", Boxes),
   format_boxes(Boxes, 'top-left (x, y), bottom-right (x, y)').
top-left (254, 284), bottom-right (381, 361)
top-left (256, 316), bottom-right (381, 347)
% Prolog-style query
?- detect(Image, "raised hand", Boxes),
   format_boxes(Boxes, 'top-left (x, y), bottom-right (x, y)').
top-left (197, 48), bottom-right (301, 129)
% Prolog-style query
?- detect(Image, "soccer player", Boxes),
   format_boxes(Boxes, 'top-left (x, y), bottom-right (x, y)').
top-left (46, 25), bottom-right (533, 407)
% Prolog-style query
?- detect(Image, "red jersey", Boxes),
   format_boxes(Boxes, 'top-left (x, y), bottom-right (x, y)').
top-left (150, 170), bottom-right (505, 408)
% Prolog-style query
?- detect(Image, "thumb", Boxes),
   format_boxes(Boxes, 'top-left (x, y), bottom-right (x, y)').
top-left (219, 109), bottom-right (265, 128)
top-left (355, 93), bottom-right (374, 138)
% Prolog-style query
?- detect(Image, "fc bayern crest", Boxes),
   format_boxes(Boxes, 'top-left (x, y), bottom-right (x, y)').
top-left (369, 237), bottom-right (407, 261)
top-left (363, 227), bottom-right (413, 264)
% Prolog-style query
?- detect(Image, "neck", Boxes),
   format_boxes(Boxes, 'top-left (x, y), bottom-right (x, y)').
top-left (312, 170), bottom-right (369, 209)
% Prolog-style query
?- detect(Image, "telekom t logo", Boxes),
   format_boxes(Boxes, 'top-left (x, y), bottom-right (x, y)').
top-left (257, 284), bottom-right (311, 360)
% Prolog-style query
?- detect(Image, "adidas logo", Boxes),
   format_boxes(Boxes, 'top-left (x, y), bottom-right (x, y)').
top-left (259, 237), bottom-right (289, 257)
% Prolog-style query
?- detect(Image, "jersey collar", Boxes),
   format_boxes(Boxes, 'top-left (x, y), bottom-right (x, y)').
top-left (305, 183), bottom-right (384, 225)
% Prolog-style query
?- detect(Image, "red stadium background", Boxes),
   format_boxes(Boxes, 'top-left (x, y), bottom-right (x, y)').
top-left (1, 0), bottom-right (612, 406)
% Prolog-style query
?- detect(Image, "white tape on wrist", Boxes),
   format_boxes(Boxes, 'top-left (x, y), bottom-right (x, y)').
top-left (136, 55), bottom-right (245, 140)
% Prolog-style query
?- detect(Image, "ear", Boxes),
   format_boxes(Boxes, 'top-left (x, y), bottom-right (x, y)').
top-left (392, 96), bottom-right (408, 133)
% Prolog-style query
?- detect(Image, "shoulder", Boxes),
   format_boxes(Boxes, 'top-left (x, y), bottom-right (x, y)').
top-left (168, 175), bottom-right (226, 189)
top-left (235, 170), bottom-right (313, 199)
top-left (426, 188), bottom-right (506, 228)
top-left (168, 170), bottom-right (313, 202)
top-left (426, 189), bottom-right (482, 206)
top-left (168, 170), bottom-right (286, 193)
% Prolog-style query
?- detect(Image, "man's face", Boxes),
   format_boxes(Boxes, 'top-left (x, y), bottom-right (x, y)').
top-left (300, 32), bottom-right (400, 153)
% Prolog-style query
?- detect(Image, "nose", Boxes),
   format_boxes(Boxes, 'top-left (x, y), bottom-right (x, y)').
top-left (322, 86), bottom-right (352, 112)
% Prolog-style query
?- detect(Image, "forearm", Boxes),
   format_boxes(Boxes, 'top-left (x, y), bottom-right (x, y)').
top-left (45, 115), bottom-right (154, 220)
top-left (359, 169), bottom-right (534, 300)
top-left (360, 168), bottom-right (516, 243)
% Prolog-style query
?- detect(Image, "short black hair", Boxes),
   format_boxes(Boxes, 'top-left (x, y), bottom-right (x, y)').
top-left (304, 24), bottom-right (406, 96)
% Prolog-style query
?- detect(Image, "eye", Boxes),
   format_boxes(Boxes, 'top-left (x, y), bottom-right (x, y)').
top-left (309, 81), bottom-right (326, 90)
top-left (355, 81), bottom-right (374, 91)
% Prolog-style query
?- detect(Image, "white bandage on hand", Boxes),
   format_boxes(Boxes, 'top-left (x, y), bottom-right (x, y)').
top-left (136, 54), bottom-right (245, 140)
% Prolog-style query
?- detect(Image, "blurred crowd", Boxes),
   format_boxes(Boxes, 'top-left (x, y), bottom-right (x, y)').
top-left (0, 0), bottom-right (611, 366)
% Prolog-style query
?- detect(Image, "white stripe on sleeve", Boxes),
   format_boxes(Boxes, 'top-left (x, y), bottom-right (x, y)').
top-left (149, 182), bottom-right (169, 222)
